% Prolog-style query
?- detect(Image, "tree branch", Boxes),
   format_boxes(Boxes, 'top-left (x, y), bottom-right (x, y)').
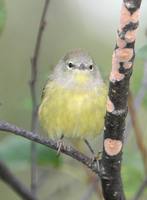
top-left (0, 160), bottom-right (37, 200)
top-left (0, 121), bottom-right (98, 174)
top-left (29, 0), bottom-right (50, 195)
top-left (101, 1), bottom-right (142, 200)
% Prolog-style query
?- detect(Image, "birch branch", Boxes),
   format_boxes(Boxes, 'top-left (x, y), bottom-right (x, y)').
top-left (101, 1), bottom-right (142, 200)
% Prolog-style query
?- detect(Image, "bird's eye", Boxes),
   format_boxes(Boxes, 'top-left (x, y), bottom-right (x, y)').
top-left (68, 62), bottom-right (74, 68)
top-left (89, 65), bottom-right (93, 70)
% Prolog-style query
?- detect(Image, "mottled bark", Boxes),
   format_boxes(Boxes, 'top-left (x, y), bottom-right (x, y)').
top-left (101, 1), bottom-right (142, 200)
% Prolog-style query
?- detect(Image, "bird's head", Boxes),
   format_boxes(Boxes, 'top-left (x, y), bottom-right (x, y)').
top-left (52, 49), bottom-right (103, 87)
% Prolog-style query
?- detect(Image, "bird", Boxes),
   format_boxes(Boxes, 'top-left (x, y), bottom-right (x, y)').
top-left (38, 49), bottom-right (107, 153)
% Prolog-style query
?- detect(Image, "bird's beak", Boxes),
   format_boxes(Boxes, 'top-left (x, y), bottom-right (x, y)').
top-left (79, 63), bottom-right (86, 70)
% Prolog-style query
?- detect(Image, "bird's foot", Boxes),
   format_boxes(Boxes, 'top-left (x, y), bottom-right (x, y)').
top-left (84, 139), bottom-right (102, 171)
top-left (92, 151), bottom-right (102, 162)
top-left (91, 152), bottom-right (102, 172)
top-left (57, 134), bottom-right (64, 156)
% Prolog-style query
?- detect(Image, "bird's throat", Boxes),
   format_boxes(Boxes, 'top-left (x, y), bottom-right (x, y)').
top-left (73, 71), bottom-right (90, 84)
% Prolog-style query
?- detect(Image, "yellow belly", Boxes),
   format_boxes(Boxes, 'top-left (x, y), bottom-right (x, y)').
top-left (39, 82), bottom-right (107, 139)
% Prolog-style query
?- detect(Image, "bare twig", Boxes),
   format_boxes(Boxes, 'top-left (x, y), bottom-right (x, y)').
top-left (101, 1), bottom-right (142, 200)
top-left (29, 0), bottom-right (50, 195)
top-left (132, 177), bottom-right (147, 200)
top-left (0, 121), bottom-right (98, 174)
top-left (128, 91), bottom-right (147, 173)
top-left (0, 160), bottom-right (37, 200)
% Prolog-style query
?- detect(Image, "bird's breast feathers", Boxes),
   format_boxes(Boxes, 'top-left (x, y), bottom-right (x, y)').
top-left (39, 81), bottom-right (107, 139)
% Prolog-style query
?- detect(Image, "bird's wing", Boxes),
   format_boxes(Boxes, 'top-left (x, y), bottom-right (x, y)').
top-left (41, 78), bottom-right (50, 99)
top-left (41, 84), bottom-right (46, 99)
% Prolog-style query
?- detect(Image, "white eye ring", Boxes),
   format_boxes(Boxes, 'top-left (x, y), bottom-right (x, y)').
top-left (67, 62), bottom-right (74, 70)
top-left (89, 65), bottom-right (93, 71)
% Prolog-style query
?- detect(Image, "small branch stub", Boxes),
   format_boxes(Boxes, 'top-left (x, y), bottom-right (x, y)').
top-left (104, 139), bottom-right (122, 156)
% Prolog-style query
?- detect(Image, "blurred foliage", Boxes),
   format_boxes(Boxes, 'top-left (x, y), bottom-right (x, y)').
top-left (37, 143), bottom-right (62, 166)
top-left (23, 97), bottom-right (32, 111)
top-left (143, 94), bottom-right (147, 108)
top-left (123, 165), bottom-right (143, 198)
top-left (0, 136), bottom-right (62, 169)
top-left (136, 44), bottom-right (147, 109)
top-left (131, 60), bottom-right (143, 94)
top-left (137, 44), bottom-right (147, 60)
top-left (0, 0), bottom-right (6, 34)
top-left (123, 147), bottom-right (144, 198)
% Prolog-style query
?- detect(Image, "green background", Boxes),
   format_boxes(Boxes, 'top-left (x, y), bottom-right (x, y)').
top-left (0, 0), bottom-right (147, 199)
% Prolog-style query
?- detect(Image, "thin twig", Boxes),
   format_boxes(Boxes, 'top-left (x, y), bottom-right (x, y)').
top-left (128, 91), bottom-right (147, 173)
top-left (0, 160), bottom-right (37, 200)
top-left (0, 121), bottom-right (99, 174)
top-left (132, 177), bottom-right (147, 200)
top-left (29, 0), bottom-right (50, 195)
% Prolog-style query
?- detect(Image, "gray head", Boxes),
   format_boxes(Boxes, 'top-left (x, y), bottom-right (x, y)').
top-left (63, 49), bottom-right (95, 71)
top-left (51, 49), bottom-right (103, 88)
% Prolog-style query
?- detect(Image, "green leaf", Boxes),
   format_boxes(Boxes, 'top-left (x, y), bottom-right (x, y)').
top-left (137, 45), bottom-right (147, 60)
top-left (36, 144), bottom-right (62, 167)
top-left (0, 136), bottom-right (62, 170)
top-left (0, 0), bottom-right (6, 34)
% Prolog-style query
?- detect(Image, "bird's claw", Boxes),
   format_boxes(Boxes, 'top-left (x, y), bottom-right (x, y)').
top-left (57, 139), bottom-right (64, 156)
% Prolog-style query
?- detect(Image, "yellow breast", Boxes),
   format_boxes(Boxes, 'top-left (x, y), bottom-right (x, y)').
top-left (39, 81), bottom-right (107, 139)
